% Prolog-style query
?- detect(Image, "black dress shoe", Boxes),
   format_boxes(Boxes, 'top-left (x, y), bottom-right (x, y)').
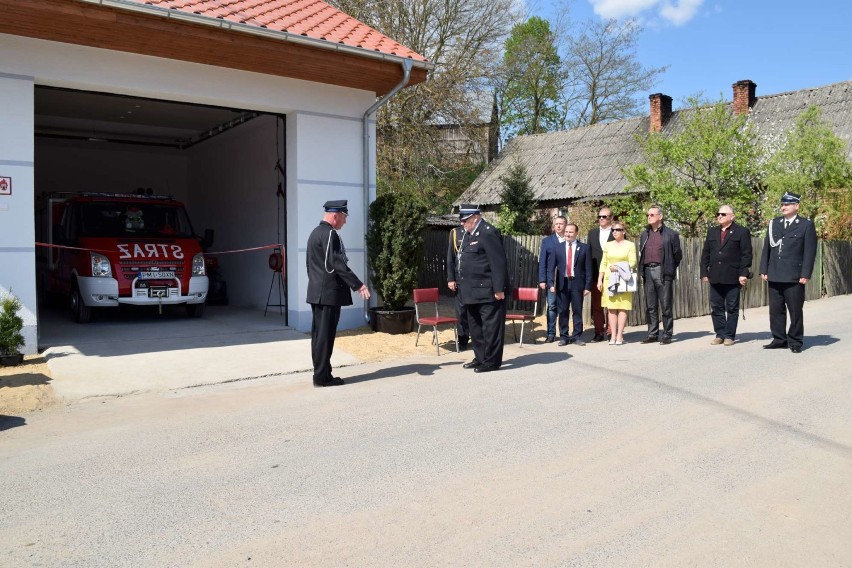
top-left (463, 361), bottom-right (482, 369)
top-left (763, 341), bottom-right (788, 349)
top-left (545, 336), bottom-right (555, 343)
top-left (474, 365), bottom-right (498, 373)
top-left (790, 345), bottom-right (802, 353)
top-left (314, 377), bottom-right (345, 387)
top-left (641, 337), bottom-right (658, 344)
top-left (573, 338), bottom-right (586, 346)
top-left (558, 339), bottom-right (570, 346)
top-left (660, 337), bottom-right (672, 345)
top-left (458, 343), bottom-right (469, 352)
top-left (591, 334), bottom-right (605, 343)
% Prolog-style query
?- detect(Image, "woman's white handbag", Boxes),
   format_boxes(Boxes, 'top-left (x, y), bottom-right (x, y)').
top-left (610, 272), bottom-right (638, 294)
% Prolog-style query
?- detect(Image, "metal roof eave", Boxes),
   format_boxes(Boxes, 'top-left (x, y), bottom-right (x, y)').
top-left (77, 0), bottom-right (436, 72)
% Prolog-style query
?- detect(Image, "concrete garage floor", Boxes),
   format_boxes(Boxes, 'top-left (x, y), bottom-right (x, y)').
top-left (38, 304), bottom-right (358, 403)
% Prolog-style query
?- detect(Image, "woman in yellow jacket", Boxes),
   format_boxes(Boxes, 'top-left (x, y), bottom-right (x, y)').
top-left (596, 221), bottom-right (637, 345)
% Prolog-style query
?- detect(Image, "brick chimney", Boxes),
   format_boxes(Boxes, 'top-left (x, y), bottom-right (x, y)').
top-left (732, 80), bottom-right (757, 115)
top-left (649, 93), bottom-right (672, 132)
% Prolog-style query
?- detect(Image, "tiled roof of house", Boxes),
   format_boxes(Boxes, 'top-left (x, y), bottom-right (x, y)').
top-left (458, 80), bottom-right (852, 207)
top-left (126, 0), bottom-right (429, 62)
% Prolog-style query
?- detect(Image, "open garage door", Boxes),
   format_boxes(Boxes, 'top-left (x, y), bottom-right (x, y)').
top-left (34, 87), bottom-right (288, 339)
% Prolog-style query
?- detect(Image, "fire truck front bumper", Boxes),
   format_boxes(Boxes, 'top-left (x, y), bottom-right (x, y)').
top-left (77, 276), bottom-right (208, 307)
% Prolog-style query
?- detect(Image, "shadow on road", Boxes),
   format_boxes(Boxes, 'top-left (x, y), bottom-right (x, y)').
top-left (501, 351), bottom-right (568, 370)
top-left (0, 416), bottom-right (26, 431)
top-left (346, 362), bottom-right (458, 384)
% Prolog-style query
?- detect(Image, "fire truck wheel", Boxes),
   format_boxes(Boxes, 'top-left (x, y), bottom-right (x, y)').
top-left (186, 303), bottom-right (205, 318)
top-left (70, 283), bottom-right (92, 324)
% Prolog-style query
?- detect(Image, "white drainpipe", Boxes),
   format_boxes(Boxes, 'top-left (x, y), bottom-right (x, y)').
top-left (363, 59), bottom-right (413, 322)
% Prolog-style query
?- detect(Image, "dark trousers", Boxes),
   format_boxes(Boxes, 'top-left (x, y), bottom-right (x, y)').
top-left (768, 281), bottom-right (805, 347)
top-left (557, 285), bottom-right (584, 340)
top-left (311, 303), bottom-right (341, 382)
top-left (455, 294), bottom-right (470, 344)
top-left (545, 288), bottom-right (558, 337)
top-left (644, 265), bottom-right (674, 339)
top-left (590, 279), bottom-right (606, 334)
top-left (468, 299), bottom-right (506, 369)
top-left (709, 283), bottom-right (741, 340)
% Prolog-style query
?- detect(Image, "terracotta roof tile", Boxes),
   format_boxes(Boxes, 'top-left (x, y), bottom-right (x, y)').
top-left (132, 0), bottom-right (428, 61)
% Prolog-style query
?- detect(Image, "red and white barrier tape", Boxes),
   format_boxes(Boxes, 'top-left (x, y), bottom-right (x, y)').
top-left (34, 242), bottom-right (284, 255)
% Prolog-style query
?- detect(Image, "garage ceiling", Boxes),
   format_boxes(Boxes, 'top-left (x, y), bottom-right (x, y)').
top-left (35, 87), bottom-right (258, 148)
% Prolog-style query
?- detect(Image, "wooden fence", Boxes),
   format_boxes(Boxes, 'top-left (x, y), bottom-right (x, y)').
top-left (419, 229), bottom-right (851, 326)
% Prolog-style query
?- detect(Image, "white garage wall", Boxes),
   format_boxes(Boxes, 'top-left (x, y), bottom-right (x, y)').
top-left (0, 73), bottom-right (37, 354)
top-left (1, 33), bottom-right (382, 336)
top-left (287, 111), bottom-right (375, 332)
top-left (35, 139), bottom-right (189, 200)
top-left (188, 115), bottom-right (284, 311)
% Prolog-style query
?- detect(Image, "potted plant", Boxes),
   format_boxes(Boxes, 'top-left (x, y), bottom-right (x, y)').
top-left (366, 190), bottom-right (428, 334)
top-left (0, 290), bottom-right (25, 366)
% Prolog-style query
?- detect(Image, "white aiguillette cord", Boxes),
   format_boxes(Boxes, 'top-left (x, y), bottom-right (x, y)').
top-left (457, 230), bottom-right (468, 272)
top-left (324, 228), bottom-right (347, 273)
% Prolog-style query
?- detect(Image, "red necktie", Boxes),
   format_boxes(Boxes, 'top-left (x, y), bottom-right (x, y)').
top-left (566, 242), bottom-right (573, 277)
top-left (721, 228), bottom-right (727, 244)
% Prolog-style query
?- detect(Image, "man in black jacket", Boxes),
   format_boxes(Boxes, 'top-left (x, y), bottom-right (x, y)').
top-left (446, 223), bottom-right (470, 350)
top-left (639, 204), bottom-right (683, 345)
top-left (759, 191), bottom-right (818, 354)
top-left (587, 207), bottom-right (615, 342)
top-left (306, 200), bottom-right (370, 387)
top-left (455, 204), bottom-right (508, 373)
top-left (700, 204), bottom-right (752, 345)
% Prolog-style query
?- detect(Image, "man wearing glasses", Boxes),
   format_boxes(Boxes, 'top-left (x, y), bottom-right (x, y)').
top-left (699, 205), bottom-right (753, 345)
top-left (639, 204), bottom-right (682, 344)
top-left (759, 191), bottom-right (817, 353)
top-left (588, 207), bottom-right (615, 342)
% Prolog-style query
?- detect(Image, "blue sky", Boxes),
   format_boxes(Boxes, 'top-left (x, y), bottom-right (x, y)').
top-left (533, 0), bottom-right (852, 109)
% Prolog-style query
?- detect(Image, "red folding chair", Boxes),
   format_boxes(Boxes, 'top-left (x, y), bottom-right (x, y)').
top-left (413, 288), bottom-right (459, 355)
top-left (505, 287), bottom-right (539, 346)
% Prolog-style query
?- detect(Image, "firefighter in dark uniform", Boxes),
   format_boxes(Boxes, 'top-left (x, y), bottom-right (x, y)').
top-left (455, 205), bottom-right (509, 373)
top-left (446, 222), bottom-right (470, 350)
top-left (306, 200), bottom-right (370, 386)
top-left (759, 191), bottom-right (817, 354)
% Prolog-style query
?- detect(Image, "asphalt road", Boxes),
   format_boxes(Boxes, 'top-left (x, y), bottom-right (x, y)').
top-left (2, 295), bottom-right (851, 567)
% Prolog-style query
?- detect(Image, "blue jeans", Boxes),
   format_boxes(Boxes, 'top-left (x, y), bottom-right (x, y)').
top-left (545, 288), bottom-right (558, 337)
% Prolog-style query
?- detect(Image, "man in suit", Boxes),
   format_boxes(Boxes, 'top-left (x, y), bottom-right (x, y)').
top-left (700, 204), bottom-right (753, 345)
top-left (547, 223), bottom-right (592, 346)
top-left (455, 204), bottom-right (509, 373)
top-left (759, 191), bottom-right (818, 353)
top-left (639, 204), bottom-right (683, 345)
top-left (306, 200), bottom-right (370, 387)
top-left (587, 207), bottom-right (615, 342)
top-left (538, 216), bottom-right (566, 343)
top-left (446, 222), bottom-right (470, 350)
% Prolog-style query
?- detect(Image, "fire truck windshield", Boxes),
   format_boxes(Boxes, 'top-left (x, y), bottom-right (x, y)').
top-left (77, 201), bottom-right (195, 238)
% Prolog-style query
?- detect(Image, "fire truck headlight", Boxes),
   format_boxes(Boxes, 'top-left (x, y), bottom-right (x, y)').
top-left (192, 253), bottom-right (206, 276)
top-left (91, 253), bottom-right (112, 278)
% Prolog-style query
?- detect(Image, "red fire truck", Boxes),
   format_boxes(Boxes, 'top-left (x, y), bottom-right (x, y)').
top-left (40, 193), bottom-right (211, 323)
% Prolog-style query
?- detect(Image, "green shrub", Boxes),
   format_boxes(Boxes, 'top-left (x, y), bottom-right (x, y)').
top-left (0, 291), bottom-right (25, 356)
top-left (366, 191), bottom-right (429, 311)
